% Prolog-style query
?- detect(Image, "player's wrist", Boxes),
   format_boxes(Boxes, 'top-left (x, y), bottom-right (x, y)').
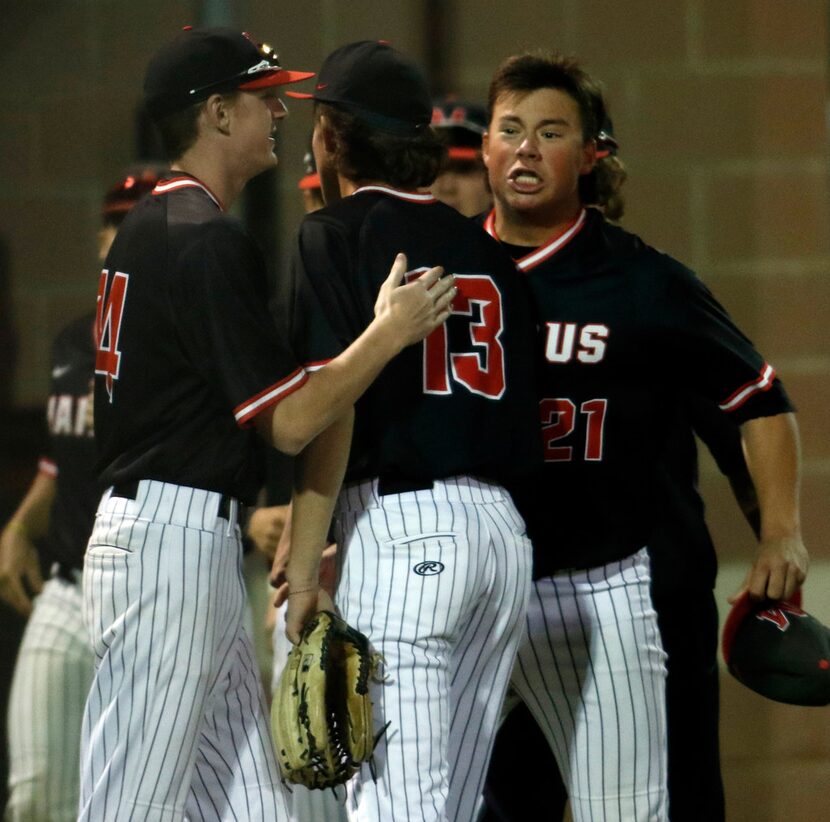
top-left (365, 315), bottom-right (405, 356)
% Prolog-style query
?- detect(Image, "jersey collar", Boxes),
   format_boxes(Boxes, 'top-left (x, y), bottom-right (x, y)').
top-left (152, 174), bottom-right (225, 212)
top-left (351, 184), bottom-right (437, 203)
top-left (483, 208), bottom-right (587, 271)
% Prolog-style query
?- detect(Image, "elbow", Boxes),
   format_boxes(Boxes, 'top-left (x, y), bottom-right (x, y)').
top-left (253, 405), bottom-right (313, 456)
top-left (272, 429), bottom-right (309, 457)
top-left (271, 413), bottom-right (318, 456)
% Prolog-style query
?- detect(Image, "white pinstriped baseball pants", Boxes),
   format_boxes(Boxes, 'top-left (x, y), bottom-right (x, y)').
top-left (6, 574), bottom-right (92, 822)
top-left (333, 476), bottom-right (532, 822)
top-left (79, 481), bottom-right (289, 822)
top-left (511, 548), bottom-right (669, 822)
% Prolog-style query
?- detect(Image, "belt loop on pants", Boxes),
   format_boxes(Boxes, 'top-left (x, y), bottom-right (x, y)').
top-left (110, 480), bottom-right (238, 523)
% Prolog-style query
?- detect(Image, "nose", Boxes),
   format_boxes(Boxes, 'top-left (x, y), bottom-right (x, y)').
top-left (266, 97), bottom-right (288, 120)
top-left (516, 134), bottom-right (540, 158)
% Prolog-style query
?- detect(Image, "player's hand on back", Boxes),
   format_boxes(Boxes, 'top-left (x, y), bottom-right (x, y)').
top-left (374, 253), bottom-right (456, 349)
top-left (0, 522), bottom-right (43, 617)
top-left (730, 534), bottom-right (809, 603)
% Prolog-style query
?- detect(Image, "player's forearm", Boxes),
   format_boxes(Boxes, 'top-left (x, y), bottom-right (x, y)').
top-left (4, 471), bottom-right (56, 541)
top-left (267, 320), bottom-right (401, 455)
top-left (285, 409), bottom-right (354, 590)
top-left (739, 412), bottom-right (801, 540)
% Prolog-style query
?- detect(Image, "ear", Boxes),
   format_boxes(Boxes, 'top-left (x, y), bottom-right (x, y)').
top-left (579, 138), bottom-right (597, 175)
top-left (481, 131), bottom-right (490, 167)
top-left (317, 113), bottom-right (337, 155)
top-left (203, 93), bottom-right (233, 136)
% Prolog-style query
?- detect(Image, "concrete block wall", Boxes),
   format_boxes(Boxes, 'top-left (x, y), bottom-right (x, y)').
top-left (1, 2), bottom-right (828, 818)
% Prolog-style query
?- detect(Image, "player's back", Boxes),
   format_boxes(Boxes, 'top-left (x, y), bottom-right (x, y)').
top-left (293, 185), bottom-right (540, 486)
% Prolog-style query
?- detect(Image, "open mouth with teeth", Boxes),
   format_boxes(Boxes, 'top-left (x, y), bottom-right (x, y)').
top-left (509, 169), bottom-right (542, 192)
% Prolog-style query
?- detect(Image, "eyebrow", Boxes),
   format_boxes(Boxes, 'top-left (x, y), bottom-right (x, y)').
top-left (498, 115), bottom-right (572, 127)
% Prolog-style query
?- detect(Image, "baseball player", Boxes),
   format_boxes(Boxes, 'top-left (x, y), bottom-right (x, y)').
top-left (479, 53), bottom-right (808, 821)
top-left (82, 27), bottom-right (454, 821)
top-left (0, 169), bottom-right (160, 822)
top-left (430, 96), bottom-right (492, 217)
top-left (481, 100), bottom-right (768, 822)
top-left (280, 40), bottom-right (541, 822)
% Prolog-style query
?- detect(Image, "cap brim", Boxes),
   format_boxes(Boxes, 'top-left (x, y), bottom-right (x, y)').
top-left (298, 173), bottom-right (321, 191)
top-left (239, 69), bottom-right (315, 91)
top-left (285, 90), bottom-right (315, 99)
top-left (448, 147), bottom-right (480, 161)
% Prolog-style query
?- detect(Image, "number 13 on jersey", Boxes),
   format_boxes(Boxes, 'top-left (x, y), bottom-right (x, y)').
top-left (407, 270), bottom-right (506, 400)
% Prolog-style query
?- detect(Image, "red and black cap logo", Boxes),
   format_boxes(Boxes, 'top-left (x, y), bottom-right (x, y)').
top-left (287, 41), bottom-right (432, 137)
top-left (144, 26), bottom-right (313, 121)
top-left (722, 591), bottom-right (830, 707)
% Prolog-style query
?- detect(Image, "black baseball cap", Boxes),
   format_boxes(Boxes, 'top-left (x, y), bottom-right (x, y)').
top-left (431, 97), bottom-right (487, 160)
top-left (144, 27), bottom-right (314, 121)
top-left (102, 166), bottom-right (166, 217)
top-left (287, 41), bottom-right (432, 136)
top-left (722, 591), bottom-right (830, 707)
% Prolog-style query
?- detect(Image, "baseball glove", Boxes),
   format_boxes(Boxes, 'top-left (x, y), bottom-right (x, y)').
top-left (271, 610), bottom-right (387, 789)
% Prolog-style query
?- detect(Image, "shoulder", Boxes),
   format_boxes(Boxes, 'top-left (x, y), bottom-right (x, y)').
top-left (593, 215), bottom-right (700, 290)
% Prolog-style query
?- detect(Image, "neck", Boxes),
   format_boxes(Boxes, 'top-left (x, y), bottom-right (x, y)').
top-left (494, 201), bottom-right (584, 248)
top-left (172, 145), bottom-right (248, 210)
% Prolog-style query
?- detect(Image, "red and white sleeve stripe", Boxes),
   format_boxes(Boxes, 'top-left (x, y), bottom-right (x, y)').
top-left (233, 368), bottom-right (309, 427)
top-left (718, 363), bottom-right (776, 412)
top-left (38, 457), bottom-right (58, 478)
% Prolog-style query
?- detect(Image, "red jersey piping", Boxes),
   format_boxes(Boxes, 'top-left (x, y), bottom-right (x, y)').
top-left (719, 363), bottom-right (776, 412)
top-left (234, 368), bottom-right (309, 427)
top-left (483, 208), bottom-right (587, 271)
top-left (152, 176), bottom-right (225, 211)
top-left (352, 184), bottom-right (437, 203)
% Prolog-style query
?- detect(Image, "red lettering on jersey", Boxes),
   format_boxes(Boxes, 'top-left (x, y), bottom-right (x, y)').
top-left (541, 398), bottom-right (575, 460)
top-left (95, 269), bottom-right (129, 401)
top-left (756, 602), bottom-right (807, 632)
top-left (581, 398), bottom-right (608, 460)
top-left (411, 270), bottom-right (506, 399)
top-left (540, 397), bottom-right (609, 462)
top-left (449, 275), bottom-right (505, 398)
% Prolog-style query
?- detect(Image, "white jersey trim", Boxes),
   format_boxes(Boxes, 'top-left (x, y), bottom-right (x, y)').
top-left (234, 369), bottom-right (308, 426)
top-left (152, 177), bottom-right (223, 211)
top-left (719, 363), bottom-right (776, 412)
top-left (352, 185), bottom-right (437, 203)
top-left (38, 457), bottom-right (58, 478)
top-left (484, 209), bottom-right (587, 271)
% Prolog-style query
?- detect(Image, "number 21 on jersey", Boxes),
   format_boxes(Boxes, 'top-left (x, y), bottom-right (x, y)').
top-left (407, 269), bottom-right (506, 400)
top-left (95, 268), bottom-right (129, 402)
top-left (540, 398), bottom-right (608, 462)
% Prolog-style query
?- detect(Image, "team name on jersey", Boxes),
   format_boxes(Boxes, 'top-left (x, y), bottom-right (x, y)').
top-left (545, 322), bottom-right (609, 364)
top-left (47, 394), bottom-right (93, 438)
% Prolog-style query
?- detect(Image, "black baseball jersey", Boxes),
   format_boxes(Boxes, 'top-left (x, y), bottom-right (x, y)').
top-left (287, 185), bottom-right (541, 486)
top-left (484, 207), bottom-right (792, 575)
top-left (40, 312), bottom-right (99, 570)
top-left (94, 175), bottom-right (304, 504)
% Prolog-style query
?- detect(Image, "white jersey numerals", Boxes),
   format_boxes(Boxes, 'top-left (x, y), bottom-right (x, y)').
top-left (540, 397), bottom-right (608, 462)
